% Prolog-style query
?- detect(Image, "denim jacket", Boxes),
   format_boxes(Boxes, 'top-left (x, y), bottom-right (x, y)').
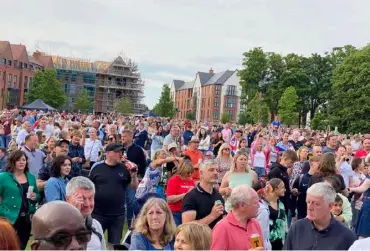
top-left (45, 177), bottom-right (68, 202)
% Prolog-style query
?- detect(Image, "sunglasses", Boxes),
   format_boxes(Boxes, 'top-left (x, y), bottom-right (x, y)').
top-left (224, 148), bottom-right (230, 151)
top-left (109, 138), bottom-right (114, 141)
top-left (35, 230), bottom-right (92, 248)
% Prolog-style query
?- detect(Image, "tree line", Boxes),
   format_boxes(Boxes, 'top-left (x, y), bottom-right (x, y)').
top-left (238, 44), bottom-right (370, 133)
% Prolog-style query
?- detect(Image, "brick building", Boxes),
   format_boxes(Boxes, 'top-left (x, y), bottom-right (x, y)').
top-left (0, 41), bottom-right (44, 110)
top-left (170, 68), bottom-right (242, 122)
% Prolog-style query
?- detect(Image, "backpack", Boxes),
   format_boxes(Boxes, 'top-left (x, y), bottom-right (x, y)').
top-left (85, 216), bottom-right (103, 242)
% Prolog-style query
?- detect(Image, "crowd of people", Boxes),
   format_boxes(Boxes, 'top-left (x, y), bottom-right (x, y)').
top-left (0, 108), bottom-right (370, 250)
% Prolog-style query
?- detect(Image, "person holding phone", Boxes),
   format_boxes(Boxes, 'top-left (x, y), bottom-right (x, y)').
top-left (0, 150), bottom-right (40, 249)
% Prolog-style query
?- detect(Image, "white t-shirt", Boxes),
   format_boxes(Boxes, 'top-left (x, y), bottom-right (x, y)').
top-left (45, 124), bottom-right (55, 137)
top-left (84, 139), bottom-right (103, 162)
top-left (340, 161), bottom-right (354, 188)
top-left (253, 151), bottom-right (266, 168)
top-left (88, 218), bottom-right (106, 250)
top-left (349, 237), bottom-right (370, 251)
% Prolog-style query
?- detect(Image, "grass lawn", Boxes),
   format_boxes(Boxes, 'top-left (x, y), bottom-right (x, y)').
top-left (26, 222), bottom-right (129, 250)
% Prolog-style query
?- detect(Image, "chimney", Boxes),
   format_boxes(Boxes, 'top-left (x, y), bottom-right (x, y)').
top-left (33, 50), bottom-right (41, 60)
top-left (209, 67), bottom-right (214, 74)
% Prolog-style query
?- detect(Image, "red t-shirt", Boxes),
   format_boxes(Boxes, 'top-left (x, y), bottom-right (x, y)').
top-left (166, 175), bottom-right (195, 212)
top-left (184, 149), bottom-right (204, 181)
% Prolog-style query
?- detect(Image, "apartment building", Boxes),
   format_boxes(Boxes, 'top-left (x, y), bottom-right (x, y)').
top-left (170, 68), bottom-right (242, 122)
top-left (0, 41), bottom-right (45, 109)
top-left (32, 52), bottom-right (144, 113)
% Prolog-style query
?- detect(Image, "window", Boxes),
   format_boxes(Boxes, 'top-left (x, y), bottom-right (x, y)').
top-left (24, 63), bottom-right (28, 69)
top-left (13, 75), bottom-right (17, 88)
top-left (19, 62), bottom-right (23, 68)
top-left (7, 60), bottom-right (12, 66)
top-left (226, 85), bottom-right (236, 96)
top-left (2, 71), bottom-right (5, 81)
top-left (213, 109), bottom-right (220, 120)
top-left (1, 58), bottom-right (6, 65)
top-left (228, 110), bottom-right (235, 121)
top-left (24, 76), bottom-right (28, 89)
top-left (214, 98), bottom-right (220, 107)
top-left (226, 97), bottom-right (235, 108)
top-left (215, 85), bottom-right (221, 95)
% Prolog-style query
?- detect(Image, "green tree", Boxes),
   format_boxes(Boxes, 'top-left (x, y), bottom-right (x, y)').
top-left (152, 84), bottom-right (177, 118)
top-left (238, 47), bottom-right (268, 105)
top-left (114, 98), bottom-right (132, 114)
top-left (186, 111), bottom-right (195, 120)
top-left (246, 93), bottom-right (269, 125)
top-left (26, 68), bottom-right (67, 108)
top-left (278, 87), bottom-right (299, 126)
top-left (238, 111), bottom-right (253, 125)
top-left (74, 88), bottom-right (94, 113)
top-left (328, 45), bottom-right (370, 133)
top-left (220, 113), bottom-right (231, 124)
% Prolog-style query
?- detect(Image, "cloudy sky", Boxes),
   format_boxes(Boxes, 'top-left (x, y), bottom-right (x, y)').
top-left (2, 0), bottom-right (370, 108)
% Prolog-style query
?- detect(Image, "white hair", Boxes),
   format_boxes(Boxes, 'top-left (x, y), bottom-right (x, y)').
top-left (199, 159), bottom-right (217, 172)
top-left (229, 185), bottom-right (252, 209)
top-left (306, 182), bottom-right (336, 204)
top-left (66, 176), bottom-right (95, 196)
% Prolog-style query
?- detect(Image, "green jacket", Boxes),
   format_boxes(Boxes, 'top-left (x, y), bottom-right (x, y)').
top-left (0, 171), bottom-right (40, 224)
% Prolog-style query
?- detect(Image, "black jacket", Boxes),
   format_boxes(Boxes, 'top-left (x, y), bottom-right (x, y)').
top-left (268, 162), bottom-right (291, 212)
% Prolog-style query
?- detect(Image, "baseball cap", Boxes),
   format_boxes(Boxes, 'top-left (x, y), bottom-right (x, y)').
top-left (190, 136), bottom-right (200, 143)
top-left (55, 139), bottom-right (70, 147)
top-left (168, 143), bottom-right (178, 151)
top-left (105, 143), bottom-right (124, 152)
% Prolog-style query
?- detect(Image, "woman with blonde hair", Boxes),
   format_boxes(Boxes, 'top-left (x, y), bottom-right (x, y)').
top-left (219, 152), bottom-right (258, 212)
top-left (167, 160), bottom-right (195, 226)
top-left (130, 198), bottom-right (176, 250)
top-left (216, 143), bottom-right (233, 186)
top-left (174, 222), bottom-right (212, 250)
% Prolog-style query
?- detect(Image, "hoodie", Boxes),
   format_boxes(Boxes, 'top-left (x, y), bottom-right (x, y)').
top-left (267, 162), bottom-right (291, 213)
top-left (257, 200), bottom-right (272, 250)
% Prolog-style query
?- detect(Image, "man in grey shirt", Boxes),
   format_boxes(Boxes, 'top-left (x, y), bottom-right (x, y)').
top-left (22, 134), bottom-right (46, 177)
top-left (284, 182), bottom-right (356, 250)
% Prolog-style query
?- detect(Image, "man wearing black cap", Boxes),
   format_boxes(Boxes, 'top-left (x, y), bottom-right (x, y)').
top-left (89, 143), bottom-right (138, 249)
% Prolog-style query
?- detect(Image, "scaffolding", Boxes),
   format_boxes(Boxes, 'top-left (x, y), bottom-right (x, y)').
top-left (46, 54), bottom-right (144, 113)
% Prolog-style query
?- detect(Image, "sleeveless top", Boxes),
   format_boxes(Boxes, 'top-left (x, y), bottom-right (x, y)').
top-left (225, 172), bottom-right (252, 212)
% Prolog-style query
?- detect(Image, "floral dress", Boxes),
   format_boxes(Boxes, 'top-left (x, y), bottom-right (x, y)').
top-left (216, 157), bottom-right (232, 184)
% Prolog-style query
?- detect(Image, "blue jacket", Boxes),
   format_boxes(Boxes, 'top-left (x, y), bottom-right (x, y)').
top-left (133, 130), bottom-right (148, 148)
top-left (130, 232), bottom-right (174, 250)
top-left (0, 156), bottom-right (6, 172)
top-left (68, 143), bottom-right (86, 169)
top-left (45, 177), bottom-right (68, 202)
top-left (0, 135), bottom-right (10, 149)
top-left (183, 130), bottom-right (194, 145)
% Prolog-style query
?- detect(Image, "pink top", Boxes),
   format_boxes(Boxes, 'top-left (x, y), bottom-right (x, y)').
top-left (211, 211), bottom-right (265, 250)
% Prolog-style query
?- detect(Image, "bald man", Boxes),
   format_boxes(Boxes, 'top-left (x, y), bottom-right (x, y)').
top-left (31, 201), bottom-right (91, 250)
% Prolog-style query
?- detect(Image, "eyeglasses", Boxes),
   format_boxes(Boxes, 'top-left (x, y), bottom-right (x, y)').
top-left (35, 230), bottom-right (92, 248)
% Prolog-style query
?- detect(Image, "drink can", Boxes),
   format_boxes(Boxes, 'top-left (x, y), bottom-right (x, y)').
top-left (27, 186), bottom-right (34, 199)
top-left (214, 200), bottom-right (222, 205)
top-left (251, 233), bottom-right (262, 248)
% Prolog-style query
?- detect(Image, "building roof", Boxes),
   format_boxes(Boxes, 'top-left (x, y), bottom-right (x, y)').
top-left (204, 70), bottom-right (235, 85)
top-left (0, 41), bottom-right (9, 57)
top-left (28, 56), bottom-right (44, 66)
top-left (10, 44), bottom-right (26, 60)
top-left (198, 72), bottom-right (214, 85)
top-left (173, 80), bottom-right (185, 90)
top-left (178, 80), bottom-right (194, 90)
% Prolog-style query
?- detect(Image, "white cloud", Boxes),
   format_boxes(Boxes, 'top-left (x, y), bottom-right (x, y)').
top-left (2, 0), bottom-right (370, 106)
